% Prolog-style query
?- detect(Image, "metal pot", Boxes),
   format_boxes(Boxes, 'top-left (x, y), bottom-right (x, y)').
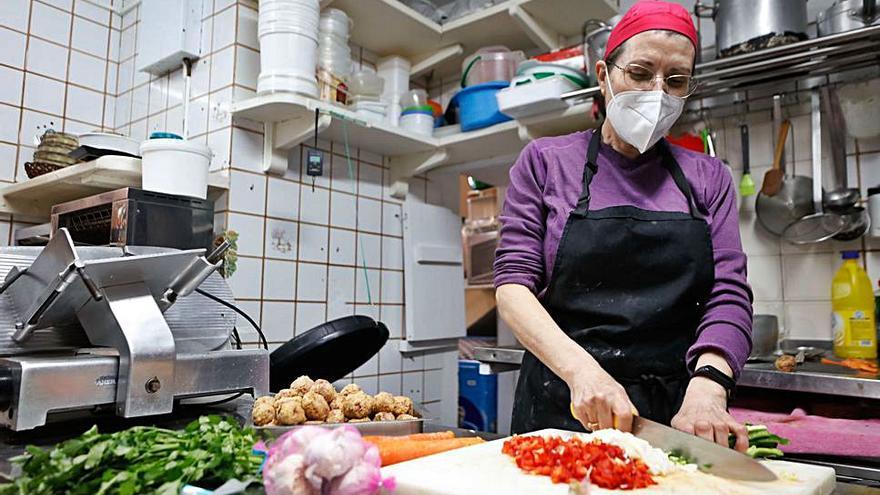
top-left (749, 314), bottom-right (779, 360)
top-left (695, 0), bottom-right (808, 58)
top-left (818, 0), bottom-right (878, 36)
top-left (582, 15), bottom-right (621, 81)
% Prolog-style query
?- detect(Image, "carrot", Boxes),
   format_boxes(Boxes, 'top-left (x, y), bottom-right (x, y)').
top-left (368, 437), bottom-right (486, 466)
top-left (363, 431), bottom-right (455, 444)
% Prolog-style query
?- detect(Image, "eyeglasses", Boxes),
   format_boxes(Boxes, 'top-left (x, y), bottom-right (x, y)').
top-left (608, 62), bottom-right (698, 98)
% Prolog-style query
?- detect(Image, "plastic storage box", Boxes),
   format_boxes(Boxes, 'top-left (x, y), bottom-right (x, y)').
top-left (496, 75), bottom-right (580, 119)
top-left (458, 360), bottom-right (497, 433)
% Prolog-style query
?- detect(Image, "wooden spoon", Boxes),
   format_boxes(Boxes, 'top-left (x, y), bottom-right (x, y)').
top-left (761, 120), bottom-right (791, 197)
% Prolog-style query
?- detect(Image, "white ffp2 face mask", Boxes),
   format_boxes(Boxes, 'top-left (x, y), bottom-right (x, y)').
top-left (603, 64), bottom-right (686, 154)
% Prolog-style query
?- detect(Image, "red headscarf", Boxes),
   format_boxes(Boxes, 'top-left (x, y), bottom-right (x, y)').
top-left (604, 0), bottom-right (698, 59)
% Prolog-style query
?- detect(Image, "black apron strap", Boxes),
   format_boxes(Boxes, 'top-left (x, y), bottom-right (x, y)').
top-left (575, 131), bottom-right (704, 220)
top-left (657, 140), bottom-right (705, 220)
top-left (572, 130), bottom-right (602, 217)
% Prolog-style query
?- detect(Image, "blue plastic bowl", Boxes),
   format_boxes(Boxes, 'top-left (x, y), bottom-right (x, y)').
top-left (451, 81), bottom-right (512, 132)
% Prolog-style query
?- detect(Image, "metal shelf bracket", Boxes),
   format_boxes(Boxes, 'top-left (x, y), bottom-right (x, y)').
top-left (508, 4), bottom-right (560, 52)
top-left (411, 44), bottom-right (465, 78)
top-left (262, 114), bottom-right (332, 175)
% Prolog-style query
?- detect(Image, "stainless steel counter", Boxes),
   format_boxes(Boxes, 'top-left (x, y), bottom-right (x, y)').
top-left (472, 346), bottom-right (880, 400)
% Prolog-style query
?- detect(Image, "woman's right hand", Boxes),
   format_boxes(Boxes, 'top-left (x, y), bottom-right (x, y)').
top-left (567, 364), bottom-right (638, 432)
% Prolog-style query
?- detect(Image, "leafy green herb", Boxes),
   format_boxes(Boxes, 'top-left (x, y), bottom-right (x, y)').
top-left (0, 416), bottom-right (262, 495)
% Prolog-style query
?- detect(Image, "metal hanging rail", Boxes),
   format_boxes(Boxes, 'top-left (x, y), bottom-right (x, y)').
top-left (561, 24), bottom-right (880, 104)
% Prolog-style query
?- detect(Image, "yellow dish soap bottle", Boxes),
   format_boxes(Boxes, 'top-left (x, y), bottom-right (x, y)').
top-left (832, 251), bottom-right (878, 359)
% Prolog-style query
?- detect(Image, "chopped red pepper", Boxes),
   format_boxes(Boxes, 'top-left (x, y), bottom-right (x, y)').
top-left (501, 435), bottom-right (656, 490)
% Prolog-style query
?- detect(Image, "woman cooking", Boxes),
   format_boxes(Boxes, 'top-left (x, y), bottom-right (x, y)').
top-left (494, 0), bottom-right (753, 451)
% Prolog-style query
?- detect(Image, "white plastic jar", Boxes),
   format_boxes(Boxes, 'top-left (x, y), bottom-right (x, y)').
top-left (140, 137), bottom-right (213, 199)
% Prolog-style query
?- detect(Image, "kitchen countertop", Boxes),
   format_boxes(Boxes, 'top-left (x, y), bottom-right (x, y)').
top-left (0, 396), bottom-right (876, 493)
top-left (472, 346), bottom-right (880, 400)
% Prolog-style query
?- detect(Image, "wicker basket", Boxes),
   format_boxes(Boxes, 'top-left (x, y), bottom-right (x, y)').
top-left (25, 161), bottom-right (65, 179)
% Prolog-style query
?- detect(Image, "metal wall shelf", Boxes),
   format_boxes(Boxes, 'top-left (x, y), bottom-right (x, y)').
top-left (563, 25), bottom-right (880, 117)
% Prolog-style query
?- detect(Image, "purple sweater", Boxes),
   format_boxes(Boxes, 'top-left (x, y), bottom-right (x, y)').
top-left (494, 131), bottom-right (753, 379)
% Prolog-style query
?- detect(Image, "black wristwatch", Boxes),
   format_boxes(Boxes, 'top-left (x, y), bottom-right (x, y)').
top-left (692, 365), bottom-right (736, 400)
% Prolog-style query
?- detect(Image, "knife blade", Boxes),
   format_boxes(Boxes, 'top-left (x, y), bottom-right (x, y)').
top-left (631, 416), bottom-right (777, 482)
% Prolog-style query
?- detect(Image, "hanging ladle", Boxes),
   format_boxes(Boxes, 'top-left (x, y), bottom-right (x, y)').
top-left (782, 89), bottom-right (847, 244)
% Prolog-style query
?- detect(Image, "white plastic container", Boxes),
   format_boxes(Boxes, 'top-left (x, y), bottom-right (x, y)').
top-left (319, 8), bottom-right (352, 39)
top-left (348, 70), bottom-right (384, 98)
top-left (378, 56), bottom-right (411, 98)
top-left (496, 75), bottom-right (580, 118)
top-left (400, 112), bottom-right (434, 136)
top-left (140, 138), bottom-right (212, 199)
top-left (258, 0), bottom-right (320, 96)
top-left (837, 78), bottom-right (880, 139)
top-left (378, 56), bottom-right (411, 125)
top-left (461, 46), bottom-right (525, 87)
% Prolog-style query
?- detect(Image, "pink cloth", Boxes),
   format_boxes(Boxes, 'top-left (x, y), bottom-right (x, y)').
top-left (731, 407), bottom-right (880, 457)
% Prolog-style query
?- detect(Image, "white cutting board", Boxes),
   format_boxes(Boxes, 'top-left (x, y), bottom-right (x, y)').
top-left (382, 429), bottom-right (836, 495)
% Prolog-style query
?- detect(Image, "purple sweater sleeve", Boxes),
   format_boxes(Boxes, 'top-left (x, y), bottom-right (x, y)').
top-left (685, 163), bottom-right (754, 379)
top-left (494, 142), bottom-right (547, 293)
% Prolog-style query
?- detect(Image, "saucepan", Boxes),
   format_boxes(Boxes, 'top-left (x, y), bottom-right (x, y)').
top-left (748, 314), bottom-right (779, 361)
top-left (755, 119), bottom-right (814, 236)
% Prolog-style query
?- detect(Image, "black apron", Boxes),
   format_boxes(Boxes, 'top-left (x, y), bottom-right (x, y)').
top-left (511, 130), bottom-right (715, 434)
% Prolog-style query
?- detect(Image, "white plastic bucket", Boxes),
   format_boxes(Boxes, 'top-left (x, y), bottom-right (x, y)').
top-left (400, 112), bottom-right (434, 136)
top-left (258, 0), bottom-right (320, 96)
top-left (140, 139), bottom-right (212, 199)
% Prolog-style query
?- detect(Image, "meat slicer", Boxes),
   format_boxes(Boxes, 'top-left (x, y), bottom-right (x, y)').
top-left (0, 228), bottom-right (268, 430)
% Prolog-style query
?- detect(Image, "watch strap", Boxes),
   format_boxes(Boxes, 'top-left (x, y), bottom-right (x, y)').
top-left (692, 365), bottom-right (736, 399)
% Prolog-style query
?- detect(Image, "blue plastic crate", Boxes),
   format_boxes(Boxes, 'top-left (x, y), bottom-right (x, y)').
top-left (458, 360), bottom-right (497, 433)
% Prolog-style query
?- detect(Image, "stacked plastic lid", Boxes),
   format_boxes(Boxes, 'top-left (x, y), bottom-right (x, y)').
top-left (318, 8), bottom-right (353, 78)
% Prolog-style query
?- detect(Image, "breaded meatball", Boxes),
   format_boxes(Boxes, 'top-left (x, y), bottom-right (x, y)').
top-left (372, 392), bottom-right (395, 413)
top-left (276, 398), bottom-right (306, 425)
top-left (252, 402), bottom-right (275, 426)
top-left (392, 396), bottom-right (414, 416)
top-left (339, 383), bottom-right (362, 397)
top-left (311, 379), bottom-right (337, 404)
top-left (274, 396), bottom-right (302, 415)
top-left (373, 411), bottom-right (396, 421)
top-left (775, 355), bottom-right (797, 372)
top-left (255, 395), bottom-right (275, 405)
top-left (329, 395), bottom-right (343, 410)
top-left (274, 388), bottom-right (297, 401)
top-left (348, 418), bottom-right (371, 423)
top-left (326, 409), bottom-right (345, 423)
top-left (342, 392), bottom-right (375, 419)
top-left (290, 376), bottom-right (315, 396)
top-left (303, 420), bottom-right (325, 425)
top-left (396, 414), bottom-right (417, 421)
top-left (302, 390), bottom-right (331, 421)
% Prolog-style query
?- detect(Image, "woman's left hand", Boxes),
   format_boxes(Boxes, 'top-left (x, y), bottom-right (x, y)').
top-left (671, 377), bottom-right (748, 453)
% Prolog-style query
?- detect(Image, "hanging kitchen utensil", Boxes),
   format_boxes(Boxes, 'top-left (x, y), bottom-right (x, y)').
top-left (760, 121), bottom-right (789, 196)
top-left (756, 119), bottom-right (814, 235)
top-left (783, 90), bottom-right (846, 244)
top-left (739, 124), bottom-right (756, 196)
top-left (823, 85), bottom-right (871, 240)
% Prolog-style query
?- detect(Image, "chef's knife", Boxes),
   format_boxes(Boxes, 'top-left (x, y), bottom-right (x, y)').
top-left (631, 416), bottom-right (777, 482)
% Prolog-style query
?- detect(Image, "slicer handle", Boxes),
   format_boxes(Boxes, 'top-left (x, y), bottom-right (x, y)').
top-left (76, 266), bottom-right (103, 301)
top-left (0, 267), bottom-right (26, 295)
